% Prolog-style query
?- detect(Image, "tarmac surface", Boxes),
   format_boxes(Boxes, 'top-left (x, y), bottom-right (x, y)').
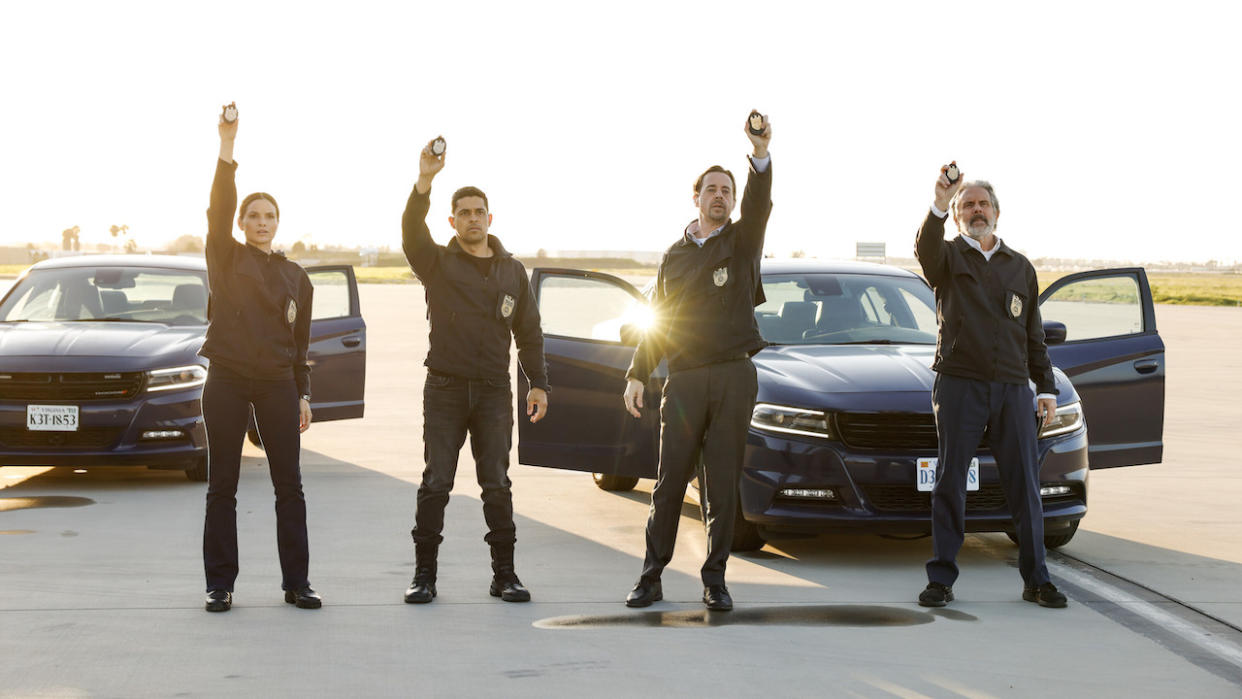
top-left (2, 283), bottom-right (1241, 697)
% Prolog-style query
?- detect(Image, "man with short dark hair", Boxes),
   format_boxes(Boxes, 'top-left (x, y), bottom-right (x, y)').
top-left (914, 166), bottom-right (1067, 609)
top-left (400, 138), bottom-right (550, 604)
top-left (622, 113), bottom-right (772, 612)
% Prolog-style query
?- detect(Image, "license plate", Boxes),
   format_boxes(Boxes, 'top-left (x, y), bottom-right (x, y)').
top-left (917, 457), bottom-right (979, 492)
top-left (27, 405), bottom-right (80, 432)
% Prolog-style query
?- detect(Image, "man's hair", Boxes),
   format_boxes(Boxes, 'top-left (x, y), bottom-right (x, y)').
top-left (951, 180), bottom-right (1000, 217)
top-left (451, 186), bottom-right (489, 213)
top-left (239, 192), bottom-right (280, 220)
top-left (694, 165), bottom-right (736, 196)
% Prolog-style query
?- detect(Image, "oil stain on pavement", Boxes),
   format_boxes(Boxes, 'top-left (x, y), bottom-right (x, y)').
top-left (535, 604), bottom-right (975, 629)
top-left (0, 496), bottom-right (95, 513)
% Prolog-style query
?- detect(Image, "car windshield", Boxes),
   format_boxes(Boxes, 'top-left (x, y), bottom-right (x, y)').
top-left (756, 272), bottom-right (938, 345)
top-left (0, 266), bottom-right (209, 326)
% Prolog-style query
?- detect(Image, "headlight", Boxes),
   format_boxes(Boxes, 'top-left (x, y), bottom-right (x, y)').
top-left (1038, 401), bottom-right (1084, 439)
top-left (751, 403), bottom-right (835, 439)
top-left (146, 365), bottom-right (207, 392)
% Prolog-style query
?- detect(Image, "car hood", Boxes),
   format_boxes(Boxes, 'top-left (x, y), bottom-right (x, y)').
top-left (0, 322), bottom-right (205, 372)
top-left (753, 343), bottom-right (1074, 412)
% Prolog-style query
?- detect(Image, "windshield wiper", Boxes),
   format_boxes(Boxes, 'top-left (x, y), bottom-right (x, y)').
top-left (832, 339), bottom-right (930, 345)
top-left (63, 318), bottom-right (164, 323)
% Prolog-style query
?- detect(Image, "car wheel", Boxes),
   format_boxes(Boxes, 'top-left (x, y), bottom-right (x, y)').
top-left (1005, 520), bottom-right (1079, 549)
top-left (184, 456), bottom-right (208, 482)
top-left (592, 472), bottom-right (639, 491)
top-left (730, 497), bottom-right (767, 552)
top-left (247, 427), bottom-right (263, 448)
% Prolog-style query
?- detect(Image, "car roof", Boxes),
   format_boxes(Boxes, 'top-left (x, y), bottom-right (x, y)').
top-left (26, 254), bottom-right (207, 272)
top-left (761, 258), bottom-right (922, 279)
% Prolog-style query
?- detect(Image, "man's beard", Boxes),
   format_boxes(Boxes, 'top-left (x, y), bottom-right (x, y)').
top-left (961, 216), bottom-right (995, 241)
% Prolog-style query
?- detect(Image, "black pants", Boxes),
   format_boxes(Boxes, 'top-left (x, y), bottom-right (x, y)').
top-left (928, 373), bottom-right (1050, 587)
top-left (641, 358), bottom-right (758, 586)
top-left (201, 366), bottom-right (309, 592)
top-left (411, 373), bottom-right (516, 547)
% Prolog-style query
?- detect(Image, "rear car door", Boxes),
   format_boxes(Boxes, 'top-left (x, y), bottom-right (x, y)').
top-left (1038, 267), bottom-right (1164, 468)
top-left (305, 265), bottom-right (366, 421)
top-left (517, 269), bottom-right (660, 478)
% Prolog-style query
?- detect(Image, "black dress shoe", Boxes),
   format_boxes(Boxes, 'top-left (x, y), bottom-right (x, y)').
top-left (1023, 581), bottom-right (1068, 608)
top-left (284, 585), bottom-right (322, 609)
top-left (404, 579), bottom-right (437, 604)
top-left (489, 577), bottom-right (531, 603)
top-left (703, 584), bottom-right (733, 611)
top-left (205, 590), bottom-right (231, 613)
top-left (625, 579), bottom-right (662, 608)
top-left (918, 582), bottom-right (954, 607)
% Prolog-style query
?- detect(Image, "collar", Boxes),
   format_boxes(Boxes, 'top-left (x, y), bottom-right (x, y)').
top-left (244, 242), bottom-right (285, 260)
top-left (956, 234), bottom-right (1009, 261)
top-left (681, 219), bottom-right (728, 247)
top-left (446, 234), bottom-right (511, 258)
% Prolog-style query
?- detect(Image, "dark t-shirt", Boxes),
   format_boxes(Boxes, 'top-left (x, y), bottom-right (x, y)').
top-left (465, 252), bottom-right (494, 277)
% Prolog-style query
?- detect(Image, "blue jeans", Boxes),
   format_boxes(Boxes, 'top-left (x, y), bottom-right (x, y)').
top-left (411, 372), bottom-right (516, 547)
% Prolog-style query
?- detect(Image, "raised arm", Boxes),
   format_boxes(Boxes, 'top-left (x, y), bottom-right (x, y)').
top-left (734, 112), bottom-right (773, 261)
top-left (915, 164), bottom-right (964, 288)
top-left (206, 105), bottom-right (241, 269)
top-left (401, 138), bottom-right (448, 281)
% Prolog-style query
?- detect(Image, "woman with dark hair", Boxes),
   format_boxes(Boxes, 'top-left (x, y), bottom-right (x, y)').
top-left (200, 103), bottom-right (319, 613)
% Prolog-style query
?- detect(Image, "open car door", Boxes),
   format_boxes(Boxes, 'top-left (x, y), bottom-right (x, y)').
top-left (305, 265), bottom-right (366, 422)
top-left (1039, 267), bottom-right (1164, 468)
top-left (517, 268), bottom-right (660, 479)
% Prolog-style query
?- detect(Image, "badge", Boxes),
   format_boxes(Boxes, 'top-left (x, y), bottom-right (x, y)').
top-left (431, 136), bottom-right (446, 156)
top-left (1009, 292), bottom-right (1023, 319)
top-left (945, 160), bottom-right (959, 185)
top-left (747, 110), bottom-right (766, 136)
top-left (287, 298), bottom-right (297, 325)
top-left (500, 294), bottom-right (515, 319)
top-left (222, 102), bottom-right (238, 124)
top-left (713, 266), bottom-right (728, 287)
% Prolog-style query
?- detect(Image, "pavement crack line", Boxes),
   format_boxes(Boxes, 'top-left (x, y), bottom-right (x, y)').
top-left (1049, 551), bottom-right (1242, 682)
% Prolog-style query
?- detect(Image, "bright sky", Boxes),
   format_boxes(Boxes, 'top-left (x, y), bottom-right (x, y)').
top-left (1, 1), bottom-right (1238, 264)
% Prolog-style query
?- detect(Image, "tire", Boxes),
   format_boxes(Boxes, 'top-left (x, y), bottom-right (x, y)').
top-left (247, 427), bottom-right (263, 448)
top-left (1005, 520), bottom-right (1079, 549)
top-left (730, 507), bottom-right (767, 552)
top-left (184, 456), bottom-right (208, 482)
top-left (592, 472), bottom-right (639, 492)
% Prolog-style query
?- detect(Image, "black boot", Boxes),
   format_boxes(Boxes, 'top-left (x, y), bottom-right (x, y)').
top-left (489, 542), bottom-right (530, 603)
top-left (404, 543), bottom-right (438, 604)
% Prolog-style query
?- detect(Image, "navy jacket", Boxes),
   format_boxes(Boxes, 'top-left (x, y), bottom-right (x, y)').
top-left (200, 159), bottom-right (313, 398)
top-left (915, 209), bottom-right (1056, 395)
top-left (627, 159), bottom-right (772, 381)
top-left (401, 187), bottom-right (549, 392)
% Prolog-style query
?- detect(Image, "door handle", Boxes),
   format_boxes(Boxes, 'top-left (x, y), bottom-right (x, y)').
top-left (1133, 359), bottom-right (1159, 374)
top-left (342, 336), bottom-right (362, 348)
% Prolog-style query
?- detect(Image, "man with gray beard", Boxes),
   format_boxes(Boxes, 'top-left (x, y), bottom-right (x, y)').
top-left (914, 166), bottom-right (1067, 609)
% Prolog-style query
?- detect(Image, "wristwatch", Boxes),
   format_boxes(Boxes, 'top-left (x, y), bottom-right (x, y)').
top-left (300, 394), bottom-right (311, 402)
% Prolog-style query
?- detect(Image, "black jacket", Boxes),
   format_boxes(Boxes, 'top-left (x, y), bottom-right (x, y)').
top-left (626, 159), bottom-right (772, 381)
top-left (915, 209), bottom-right (1056, 395)
top-left (401, 188), bottom-right (549, 391)
top-left (200, 159), bottom-right (313, 397)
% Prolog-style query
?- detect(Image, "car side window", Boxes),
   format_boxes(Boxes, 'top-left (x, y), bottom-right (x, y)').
top-left (308, 269), bottom-right (351, 320)
top-left (539, 275), bottom-right (646, 342)
top-left (1040, 274), bottom-right (1144, 341)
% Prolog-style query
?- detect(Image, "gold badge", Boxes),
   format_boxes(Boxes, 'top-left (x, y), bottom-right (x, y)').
top-left (1009, 293), bottom-right (1023, 319)
top-left (501, 294), bottom-right (515, 319)
top-left (287, 299), bottom-right (297, 324)
top-left (713, 266), bottom-right (728, 287)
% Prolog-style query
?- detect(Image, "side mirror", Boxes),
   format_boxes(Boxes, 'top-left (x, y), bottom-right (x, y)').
top-left (1043, 321), bottom-right (1067, 345)
top-left (619, 323), bottom-right (644, 346)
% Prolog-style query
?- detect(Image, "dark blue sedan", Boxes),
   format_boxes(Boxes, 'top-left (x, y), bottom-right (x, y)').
top-left (0, 255), bottom-right (366, 480)
top-left (517, 260), bottom-right (1165, 550)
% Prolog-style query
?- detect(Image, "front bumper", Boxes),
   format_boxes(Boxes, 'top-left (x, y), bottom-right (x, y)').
top-left (741, 427), bottom-right (1089, 536)
top-left (0, 388), bottom-right (206, 468)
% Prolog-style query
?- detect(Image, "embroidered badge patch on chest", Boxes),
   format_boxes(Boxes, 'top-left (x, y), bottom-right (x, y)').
top-left (1009, 292), bottom-right (1023, 319)
top-left (501, 294), bottom-right (516, 318)
top-left (287, 299), bottom-right (297, 325)
top-left (713, 266), bottom-right (728, 287)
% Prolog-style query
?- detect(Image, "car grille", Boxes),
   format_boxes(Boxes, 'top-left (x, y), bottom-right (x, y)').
top-left (0, 372), bottom-right (146, 401)
top-left (0, 426), bottom-right (125, 450)
top-left (862, 483), bottom-right (1009, 513)
top-left (835, 412), bottom-right (989, 451)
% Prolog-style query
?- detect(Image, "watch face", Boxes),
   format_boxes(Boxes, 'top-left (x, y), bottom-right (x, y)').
top-left (431, 137), bottom-right (446, 156)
